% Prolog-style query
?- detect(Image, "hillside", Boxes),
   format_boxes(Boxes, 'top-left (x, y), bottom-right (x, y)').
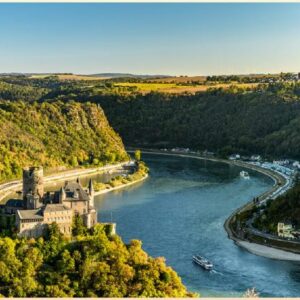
top-left (2, 76), bottom-right (300, 160)
top-left (0, 223), bottom-right (193, 297)
top-left (253, 182), bottom-right (300, 234)
top-left (0, 100), bottom-right (128, 182)
top-left (91, 83), bottom-right (300, 159)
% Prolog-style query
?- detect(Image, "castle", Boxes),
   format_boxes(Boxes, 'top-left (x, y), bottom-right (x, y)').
top-left (4, 166), bottom-right (97, 238)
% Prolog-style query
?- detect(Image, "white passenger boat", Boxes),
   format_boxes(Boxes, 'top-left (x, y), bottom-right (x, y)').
top-left (192, 255), bottom-right (213, 270)
top-left (240, 170), bottom-right (250, 179)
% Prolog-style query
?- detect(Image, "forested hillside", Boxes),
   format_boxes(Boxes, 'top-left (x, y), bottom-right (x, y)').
top-left (2, 76), bottom-right (300, 162)
top-left (253, 181), bottom-right (300, 234)
top-left (0, 223), bottom-right (193, 297)
top-left (0, 100), bottom-right (128, 182)
top-left (92, 84), bottom-right (300, 159)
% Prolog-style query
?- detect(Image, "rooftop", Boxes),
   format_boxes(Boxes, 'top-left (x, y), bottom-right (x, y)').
top-left (44, 204), bottom-right (71, 213)
top-left (17, 208), bottom-right (43, 220)
top-left (63, 181), bottom-right (90, 201)
top-left (5, 199), bottom-right (24, 208)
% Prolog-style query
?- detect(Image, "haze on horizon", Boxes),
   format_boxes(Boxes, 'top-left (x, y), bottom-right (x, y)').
top-left (1, 3), bottom-right (300, 76)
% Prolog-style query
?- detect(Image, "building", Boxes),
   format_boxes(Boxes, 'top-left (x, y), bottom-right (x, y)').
top-left (2, 166), bottom-right (97, 238)
top-left (16, 204), bottom-right (73, 237)
top-left (250, 155), bottom-right (262, 162)
top-left (229, 154), bottom-right (240, 160)
top-left (277, 222), bottom-right (295, 239)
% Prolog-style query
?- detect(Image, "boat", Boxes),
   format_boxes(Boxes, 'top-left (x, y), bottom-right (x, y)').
top-left (192, 255), bottom-right (213, 270)
top-left (240, 170), bottom-right (250, 179)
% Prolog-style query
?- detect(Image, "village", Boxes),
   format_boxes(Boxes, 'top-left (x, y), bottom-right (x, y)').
top-left (159, 147), bottom-right (300, 241)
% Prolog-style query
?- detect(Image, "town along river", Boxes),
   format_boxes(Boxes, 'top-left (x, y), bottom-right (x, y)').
top-left (94, 153), bottom-right (300, 297)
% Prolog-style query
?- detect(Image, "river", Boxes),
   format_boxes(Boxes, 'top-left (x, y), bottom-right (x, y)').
top-left (93, 153), bottom-right (300, 297)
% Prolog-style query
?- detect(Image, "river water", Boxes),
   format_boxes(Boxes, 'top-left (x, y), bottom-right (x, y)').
top-left (94, 153), bottom-right (300, 297)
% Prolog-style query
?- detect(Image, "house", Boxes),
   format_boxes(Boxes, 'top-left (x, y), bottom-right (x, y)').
top-left (293, 161), bottom-right (300, 169)
top-left (229, 154), bottom-right (240, 160)
top-left (277, 222), bottom-right (295, 239)
top-left (250, 155), bottom-right (262, 162)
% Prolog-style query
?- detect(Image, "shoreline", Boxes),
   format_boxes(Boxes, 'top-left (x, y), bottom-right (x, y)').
top-left (94, 173), bottom-right (149, 196)
top-left (135, 149), bottom-right (300, 260)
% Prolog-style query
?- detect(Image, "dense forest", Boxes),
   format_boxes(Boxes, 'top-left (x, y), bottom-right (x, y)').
top-left (2, 76), bottom-right (300, 181)
top-left (91, 83), bottom-right (300, 159)
top-left (0, 99), bottom-right (128, 182)
top-left (0, 222), bottom-right (193, 297)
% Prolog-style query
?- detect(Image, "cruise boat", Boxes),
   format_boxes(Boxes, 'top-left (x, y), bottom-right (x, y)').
top-left (192, 255), bottom-right (213, 270)
top-left (240, 170), bottom-right (250, 179)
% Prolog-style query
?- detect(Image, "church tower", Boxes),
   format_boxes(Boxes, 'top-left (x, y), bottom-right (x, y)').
top-left (23, 166), bottom-right (44, 209)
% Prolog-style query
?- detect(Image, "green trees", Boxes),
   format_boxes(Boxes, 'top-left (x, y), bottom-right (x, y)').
top-left (0, 224), bottom-right (193, 297)
top-left (134, 149), bottom-right (141, 161)
top-left (0, 100), bottom-right (129, 182)
top-left (94, 83), bottom-right (300, 159)
top-left (253, 183), bottom-right (300, 233)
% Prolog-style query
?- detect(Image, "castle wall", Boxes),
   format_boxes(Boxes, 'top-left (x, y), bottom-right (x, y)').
top-left (43, 209), bottom-right (73, 235)
top-left (64, 200), bottom-right (89, 215)
top-left (17, 221), bottom-right (47, 238)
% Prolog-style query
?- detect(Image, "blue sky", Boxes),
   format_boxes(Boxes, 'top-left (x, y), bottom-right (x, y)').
top-left (0, 3), bottom-right (300, 75)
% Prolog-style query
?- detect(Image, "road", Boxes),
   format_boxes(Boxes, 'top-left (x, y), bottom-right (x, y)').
top-left (0, 161), bottom-right (130, 202)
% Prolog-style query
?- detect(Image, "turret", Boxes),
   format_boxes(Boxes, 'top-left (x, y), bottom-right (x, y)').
top-left (88, 179), bottom-right (94, 207)
top-left (23, 166), bottom-right (44, 209)
top-left (59, 187), bottom-right (66, 203)
top-left (88, 179), bottom-right (94, 196)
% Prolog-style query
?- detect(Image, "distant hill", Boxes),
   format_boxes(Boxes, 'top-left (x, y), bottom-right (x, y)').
top-left (90, 73), bottom-right (171, 79)
top-left (93, 83), bottom-right (300, 159)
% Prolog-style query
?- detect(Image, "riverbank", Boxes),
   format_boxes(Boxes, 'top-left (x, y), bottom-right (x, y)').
top-left (94, 161), bottom-right (149, 195)
top-left (131, 149), bottom-right (300, 260)
top-left (94, 173), bottom-right (149, 196)
top-left (237, 240), bottom-right (300, 261)
top-left (0, 161), bottom-right (130, 202)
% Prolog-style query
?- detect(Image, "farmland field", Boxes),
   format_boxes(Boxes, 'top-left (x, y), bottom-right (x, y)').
top-left (115, 82), bottom-right (259, 94)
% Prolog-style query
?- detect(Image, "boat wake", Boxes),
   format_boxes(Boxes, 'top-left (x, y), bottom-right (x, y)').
top-left (210, 269), bottom-right (224, 276)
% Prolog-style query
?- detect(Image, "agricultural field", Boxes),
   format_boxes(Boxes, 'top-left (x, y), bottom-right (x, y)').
top-left (114, 81), bottom-right (259, 94)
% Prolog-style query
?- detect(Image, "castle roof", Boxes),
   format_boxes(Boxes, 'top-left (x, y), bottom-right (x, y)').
top-left (44, 204), bottom-right (71, 213)
top-left (17, 208), bottom-right (43, 220)
top-left (63, 181), bottom-right (90, 202)
top-left (5, 199), bottom-right (24, 208)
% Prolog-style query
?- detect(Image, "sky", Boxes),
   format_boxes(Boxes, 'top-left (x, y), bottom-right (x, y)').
top-left (0, 3), bottom-right (300, 76)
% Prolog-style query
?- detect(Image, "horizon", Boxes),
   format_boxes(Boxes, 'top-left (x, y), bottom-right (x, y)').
top-left (1, 3), bottom-right (300, 75)
top-left (1, 71), bottom-right (299, 77)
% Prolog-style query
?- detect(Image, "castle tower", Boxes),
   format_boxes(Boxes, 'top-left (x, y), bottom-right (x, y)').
top-left (88, 179), bottom-right (94, 208)
top-left (59, 187), bottom-right (66, 203)
top-left (23, 166), bottom-right (44, 209)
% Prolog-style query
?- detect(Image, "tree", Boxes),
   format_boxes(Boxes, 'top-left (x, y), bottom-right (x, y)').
top-left (134, 150), bottom-right (141, 161)
top-left (72, 215), bottom-right (87, 236)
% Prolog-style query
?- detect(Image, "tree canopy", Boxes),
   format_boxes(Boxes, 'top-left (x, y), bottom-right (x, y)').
top-left (0, 100), bottom-right (128, 182)
top-left (0, 223), bottom-right (194, 297)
